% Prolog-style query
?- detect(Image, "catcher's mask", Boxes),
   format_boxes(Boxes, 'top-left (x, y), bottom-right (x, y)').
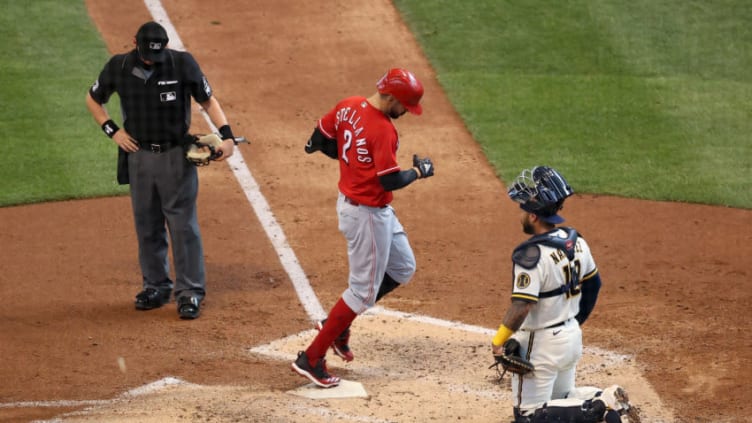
top-left (507, 166), bottom-right (574, 224)
top-left (376, 68), bottom-right (424, 115)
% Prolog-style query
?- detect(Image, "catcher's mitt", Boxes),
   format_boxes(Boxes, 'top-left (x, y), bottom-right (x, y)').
top-left (186, 134), bottom-right (224, 166)
top-left (489, 338), bottom-right (534, 382)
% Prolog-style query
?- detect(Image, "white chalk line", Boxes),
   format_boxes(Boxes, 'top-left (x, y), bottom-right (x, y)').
top-left (6, 377), bottom-right (188, 420)
top-left (250, 306), bottom-right (631, 365)
top-left (2, 0), bottom-right (324, 415)
top-left (143, 0), bottom-right (326, 321)
top-left (6, 377), bottom-right (191, 409)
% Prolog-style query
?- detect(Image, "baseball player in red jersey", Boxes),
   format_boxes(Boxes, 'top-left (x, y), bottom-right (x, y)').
top-left (293, 68), bottom-right (434, 388)
top-left (492, 166), bottom-right (640, 422)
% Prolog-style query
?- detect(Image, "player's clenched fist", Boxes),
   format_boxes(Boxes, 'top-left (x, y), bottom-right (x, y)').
top-left (413, 154), bottom-right (434, 178)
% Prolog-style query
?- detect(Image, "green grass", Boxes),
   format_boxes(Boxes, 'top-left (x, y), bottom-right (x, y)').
top-left (394, 0), bottom-right (752, 208)
top-left (0, 1), bottom-right (750, 209)
top-left (0, 0), bottom-right (127, 206)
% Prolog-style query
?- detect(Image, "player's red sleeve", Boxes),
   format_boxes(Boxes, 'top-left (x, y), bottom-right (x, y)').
top-left (373, 129), bottom-right (400, 176)
top-left (318, 107), bottom-right (338, 139)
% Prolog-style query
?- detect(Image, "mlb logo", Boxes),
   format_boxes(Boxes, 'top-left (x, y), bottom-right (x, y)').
top-left (160, 91), bottom-right (177, 102)
top-left (149, 41), bottom-right (163, 50)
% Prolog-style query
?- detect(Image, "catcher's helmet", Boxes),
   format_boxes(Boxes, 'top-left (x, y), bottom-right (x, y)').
top-left (376, 68), bottom-right (424, 115)
top-left (508, 166), bottom-right (574, 224)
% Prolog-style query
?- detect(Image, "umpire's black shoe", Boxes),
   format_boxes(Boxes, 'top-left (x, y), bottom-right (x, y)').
top-left (134, 288), bottom-right (171, 310)
top-left (177, 296), bottom-right (201, 320)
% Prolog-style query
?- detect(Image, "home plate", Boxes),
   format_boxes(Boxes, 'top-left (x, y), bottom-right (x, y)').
top-left (252, 311), bottom-right (673, 421)
top-left (287, 379), bottom-right (368, 399)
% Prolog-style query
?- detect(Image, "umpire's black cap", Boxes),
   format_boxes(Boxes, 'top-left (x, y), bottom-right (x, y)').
top-left (136, 22), bottom-right (169, 62)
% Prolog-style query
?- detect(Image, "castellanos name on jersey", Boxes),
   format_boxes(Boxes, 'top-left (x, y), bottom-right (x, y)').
top-left (335, 104), bottom-right (374, 164)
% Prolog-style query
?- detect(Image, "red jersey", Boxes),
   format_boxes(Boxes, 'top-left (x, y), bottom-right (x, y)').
top-left (318, 96), bottom-right (400, 207)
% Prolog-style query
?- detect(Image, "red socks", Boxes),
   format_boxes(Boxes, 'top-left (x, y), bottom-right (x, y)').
top-left (306, 298), bottom-right (356, 364)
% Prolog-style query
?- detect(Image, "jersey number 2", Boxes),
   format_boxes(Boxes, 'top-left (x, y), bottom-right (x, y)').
top-left (341, 130), bottom-right (352, 164)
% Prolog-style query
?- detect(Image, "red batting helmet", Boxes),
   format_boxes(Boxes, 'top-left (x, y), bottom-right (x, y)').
top-left (376, 68), bottom-right (424, 115)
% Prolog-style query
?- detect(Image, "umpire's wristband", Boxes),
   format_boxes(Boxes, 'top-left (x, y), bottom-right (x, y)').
top-left (101, 119), bottom-right (119, 138)
top-left (218, 124), bottom-right (236, 144)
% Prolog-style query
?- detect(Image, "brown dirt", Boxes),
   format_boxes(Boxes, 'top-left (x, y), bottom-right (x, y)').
top-left (1, 0), bottom-right (749, 422)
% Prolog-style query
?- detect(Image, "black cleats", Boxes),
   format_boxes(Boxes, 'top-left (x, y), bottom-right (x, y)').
top-left (177, 296), bottom-right (201, 319)
top-left (134, 288), bottom-right (171, 310)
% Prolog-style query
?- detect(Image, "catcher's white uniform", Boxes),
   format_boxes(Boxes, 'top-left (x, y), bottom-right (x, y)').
top-left (499, 166), bottom-right (639, 422)
top-left (509, 227), bottom-right (598, 412)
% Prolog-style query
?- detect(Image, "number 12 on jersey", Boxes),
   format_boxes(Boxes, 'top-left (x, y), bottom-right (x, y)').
top-left (561, 259), bottom-right (582, 298)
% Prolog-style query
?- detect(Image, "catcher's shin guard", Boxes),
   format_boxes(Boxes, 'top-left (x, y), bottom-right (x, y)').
top-left (598, 385), bottom-right (641, 423)
top-left (514, 399), bottom-right (606, 423)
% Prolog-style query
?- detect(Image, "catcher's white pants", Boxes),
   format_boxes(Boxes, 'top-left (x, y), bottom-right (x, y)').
top-left (511, 318), bottom-right (603, 414)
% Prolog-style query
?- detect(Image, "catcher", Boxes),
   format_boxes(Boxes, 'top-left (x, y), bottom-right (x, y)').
top-left (490, 166), bottom-right (641, 423)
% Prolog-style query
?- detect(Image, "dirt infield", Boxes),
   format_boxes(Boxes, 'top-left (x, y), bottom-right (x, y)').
top-left (1, 0), bottom-right (750, 422)
top-left (51, 313), bottom-right (675, 422)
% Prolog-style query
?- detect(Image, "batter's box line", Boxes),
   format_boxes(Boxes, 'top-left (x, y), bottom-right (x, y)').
top-left (370, 307), bottom-right (632, 364)
top-left (7, 377), bottom-right (194, 422)
top-left (249, 306), bottom-right (632, 365)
